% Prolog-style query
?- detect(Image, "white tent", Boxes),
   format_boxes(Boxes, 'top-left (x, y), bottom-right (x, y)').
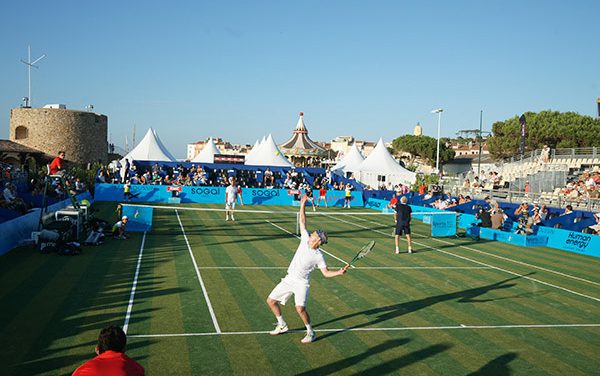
top-left (245, 139), bottom-right (261, 165)
top-left (246, 134), bottom-right (293, 167)
top-left (120, 128), bottom-right (177, 163)
top-left (355, 138), bottom-right (416, 187)
top-left (191, 138), bottom-right (221, 163)
top-left (332, 143), bottom-right (365, 176)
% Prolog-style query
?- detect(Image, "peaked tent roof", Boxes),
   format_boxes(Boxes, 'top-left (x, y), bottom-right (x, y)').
top-left (332, 143), bottom-right (365, 174)
top-left (121, 128), bottom-right (177, 163)
top-left (191, 138), bottom-right (221, 163)
top-left (246, 134), bottom-right (293, 167)
top-left (356, 138), bottom-right (416, 184)
top-left (245, 139), bottom-right (262, 165)
top-left (279, 112), bottom-right (327, 157)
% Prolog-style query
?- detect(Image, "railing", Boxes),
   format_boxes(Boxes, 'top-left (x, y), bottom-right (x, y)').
top-left (552, 147), bottom-right (599, 159)
top-left (505, 146), bottom-right (599, 164)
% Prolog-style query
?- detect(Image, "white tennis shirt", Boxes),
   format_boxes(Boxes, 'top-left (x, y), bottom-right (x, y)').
top-left (225, 185), bottom-right (237, 203)
top-left (284, 229), bottom-right (327, 286)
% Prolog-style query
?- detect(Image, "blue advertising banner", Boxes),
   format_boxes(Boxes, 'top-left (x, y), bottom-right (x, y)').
top-left (122, 205), bottom-right (153, 232)
top-left (94, 184), bottom-right (364, 207)
top-left (364, 198), bottom-right (391, 211)
top-left (430, 213), bottom-right (457, 237)
top-left (537, 226), bottom-right (600, 257)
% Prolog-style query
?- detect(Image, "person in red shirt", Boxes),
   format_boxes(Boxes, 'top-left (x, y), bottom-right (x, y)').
top-left (317, 186), bottom-right (328, 207)
top-left (72, 325), bottom-right (144, 376)
top-left (49, 151), bottom-right (66, 175)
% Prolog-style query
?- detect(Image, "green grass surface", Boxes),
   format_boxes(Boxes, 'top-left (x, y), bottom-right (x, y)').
top-left (1, 202), bottom-right (600, 375)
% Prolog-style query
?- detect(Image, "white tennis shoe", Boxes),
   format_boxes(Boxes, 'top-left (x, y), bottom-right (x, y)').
top-left (301, 331), bottom-right (316, 344)
top-left (269, 323), bottom-right (288, 335)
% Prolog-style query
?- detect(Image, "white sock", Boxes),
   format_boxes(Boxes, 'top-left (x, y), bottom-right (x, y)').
top-left (276, 316), bottom-right (285, 325)
top-left (395, 247), bottom-right (399, 252)
top-left (305, 324), bottom-right (313, 333)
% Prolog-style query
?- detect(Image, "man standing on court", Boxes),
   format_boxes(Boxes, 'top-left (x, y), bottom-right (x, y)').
top-left (394, 196), bottom-right (413, 254)
top-left (225, 176), bottom-right (238, 221)
top-left (266, 195), bottom-right (348, 344)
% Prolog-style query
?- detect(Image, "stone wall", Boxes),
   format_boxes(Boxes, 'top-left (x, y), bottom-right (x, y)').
top-left (9, 108), bottom-right (108, 164)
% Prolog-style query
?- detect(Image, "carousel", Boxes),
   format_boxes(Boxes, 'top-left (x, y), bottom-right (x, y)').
top-left (279, 112), bottom-right (327, 167)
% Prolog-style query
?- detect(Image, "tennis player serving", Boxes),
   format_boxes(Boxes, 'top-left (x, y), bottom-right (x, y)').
top-left (266, 194), bottom-right (348, 344)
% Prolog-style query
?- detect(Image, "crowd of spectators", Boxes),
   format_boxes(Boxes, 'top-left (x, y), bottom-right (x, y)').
top-left (0, 153), bottom-right (88, 222)
top-left (462, 169), bottom-right (504, 190)
top-left (557, 170), bottom-right (600, 199)
top-left (97, 161), bottom-right (358, 192)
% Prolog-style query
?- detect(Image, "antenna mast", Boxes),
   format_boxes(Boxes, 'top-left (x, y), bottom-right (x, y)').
top-left (20, 45), bottom-right (46, 108)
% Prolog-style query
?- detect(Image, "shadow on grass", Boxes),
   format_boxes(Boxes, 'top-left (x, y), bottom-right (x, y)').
top-left (358, 343), bottom-right (452, 375)
top-left (315, 274), bottom-right (532, 341)
top-left (467, 352), bottom-right (518, 376)
top-left (297, 340), bottom-right (451, 376)
top-left (0, 223), bottom-right (190, 375)
top-left (296, 338), bottom-right (409, 376)
top-left (11, 340), bottom-right (154, 376)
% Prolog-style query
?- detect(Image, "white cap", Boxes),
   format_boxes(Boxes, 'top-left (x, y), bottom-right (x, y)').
top-left (122, 215), bottom-right (128, 220)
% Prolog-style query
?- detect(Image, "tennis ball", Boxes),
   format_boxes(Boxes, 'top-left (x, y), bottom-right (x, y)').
top-left (80, 199), bottom-right (90, 207)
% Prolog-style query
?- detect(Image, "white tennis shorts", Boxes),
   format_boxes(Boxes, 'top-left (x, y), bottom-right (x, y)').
top-left (225, 202), bottom-right (236, 210)
top-left (268, 279), bottom-right (309, 307)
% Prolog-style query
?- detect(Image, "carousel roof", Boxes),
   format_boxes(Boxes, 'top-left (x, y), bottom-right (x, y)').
top-left (279, 112), bottom-right (327, 157)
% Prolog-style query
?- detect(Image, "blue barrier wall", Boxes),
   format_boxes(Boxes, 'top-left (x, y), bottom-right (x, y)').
top-left (0, 192), bottom-right (93, 256)
top-left (122, 205), bottom-right (154, 232)
top-left (537, 226), bottom-right (600, 257)
top-left (364, 196), bottom-right (600, 258)
top-left (94, 184), bottom-right (364, 207)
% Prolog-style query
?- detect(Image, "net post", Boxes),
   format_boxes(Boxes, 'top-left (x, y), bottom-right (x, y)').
top-left (296, 212), bottom-right (299, 235)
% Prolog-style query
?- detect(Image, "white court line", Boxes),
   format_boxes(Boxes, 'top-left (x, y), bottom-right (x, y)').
top-left (197, 266), bottom-right (492, 270)
top-left (123, 203), bottom-right (394, 216)
top-left (123, 232), bottom-right (147, 334)
top-left (128, 322), bottom-right (600, 338)
top-left (176, 210), bottom-right (222, 334)
top-left (326, 214), bottom-right (600, 303)
top-left (349, 214), bottom-right (600, 287)
top-left (265, 220), bottom-right (355, 268)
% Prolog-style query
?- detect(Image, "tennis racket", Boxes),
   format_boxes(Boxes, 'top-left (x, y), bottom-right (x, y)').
top-left (348, 240), bottom-right (376, 266)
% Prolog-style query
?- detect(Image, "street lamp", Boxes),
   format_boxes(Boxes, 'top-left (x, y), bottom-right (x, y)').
top-left (431, 108), bottom-right (444, 173)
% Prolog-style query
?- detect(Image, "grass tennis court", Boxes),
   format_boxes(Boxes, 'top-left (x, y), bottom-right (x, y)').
top-left (1, 202), bottom-right (600, 375)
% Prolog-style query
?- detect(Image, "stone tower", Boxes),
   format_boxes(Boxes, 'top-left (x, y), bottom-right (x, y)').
top-left (9, 107), bottom-right (108, 164)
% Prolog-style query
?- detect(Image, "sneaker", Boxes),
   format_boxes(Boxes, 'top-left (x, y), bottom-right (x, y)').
top-left (269, 323), bottom-right (288, 336)
top-left (226, 217), bottom-right (230, 221)
top-left (231, 216), bottom-right (235, 221)
top-left (408, 249), bottom-right (413, 254)
top-left (301, 331), bottom-right (316, 344)
top-left (394, 249), bottom-right (399, 254)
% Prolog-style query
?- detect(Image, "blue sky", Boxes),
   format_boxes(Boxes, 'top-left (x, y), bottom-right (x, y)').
top-left (1, 1), bottom-right (598, 158)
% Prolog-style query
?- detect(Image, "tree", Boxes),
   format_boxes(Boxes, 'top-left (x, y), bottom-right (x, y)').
top-left (487, 111), bottom-right (600, 160)
top-left (391, 135), bottom-right (455, 165)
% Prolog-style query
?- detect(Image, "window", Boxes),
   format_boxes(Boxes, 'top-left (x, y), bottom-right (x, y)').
top-left (15, 126), bottom-right (28, 139)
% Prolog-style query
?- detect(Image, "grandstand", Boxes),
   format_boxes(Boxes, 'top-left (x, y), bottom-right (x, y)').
top-left (498, 147), bottom-right (600, 192)
top-left (446, 146), bottom-right (600, 213)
